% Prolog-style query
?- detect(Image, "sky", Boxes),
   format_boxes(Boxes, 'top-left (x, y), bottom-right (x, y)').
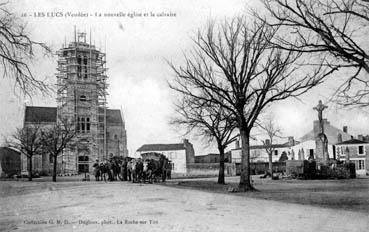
top-left (1, 0), bottom-right (369, 156)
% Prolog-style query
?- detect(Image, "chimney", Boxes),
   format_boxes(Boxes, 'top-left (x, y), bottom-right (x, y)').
top-left (343, 126), bottom-right (348, 133)
top-left (288, 136), bottom-right (295, 147)
top-left (358, 135), bottom-right (364, 141)
top-left (235, 140), bottom-right (240, 149)
top-left (337, 133), bottom-right (342, 143)
top-left (183, 139), bottom-right (189, 145)
top-left (265, 139), bottom-right (270, 146)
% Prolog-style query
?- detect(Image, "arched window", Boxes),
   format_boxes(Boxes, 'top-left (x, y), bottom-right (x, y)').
top-left (77, 116), bottom-right (90, 133)
top-left (83, 56), bottom-right (88, 79)
top-left (114, 134), bottom-right (118, 140)
top-left (78, 156), bottom-right (89, 162)
top-left (77, 55), bottom-right (82, 78)
top-left (86, 118), bottom-right (90, 131)
top-left (80, 95), bottom-right (87, 102)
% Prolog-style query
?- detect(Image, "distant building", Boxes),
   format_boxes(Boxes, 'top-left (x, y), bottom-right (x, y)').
top-left (230, 137), bottom-right (296, 163)
top-left (136, 139), bottom-right (195, 175)
top-left (336, 139), bottom-right (369, 175)
top-left (291, 120), bottom-right (351, 160)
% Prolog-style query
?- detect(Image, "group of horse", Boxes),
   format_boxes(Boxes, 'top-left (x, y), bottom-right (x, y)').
top-left (92, 155), bottom-right (172, 184)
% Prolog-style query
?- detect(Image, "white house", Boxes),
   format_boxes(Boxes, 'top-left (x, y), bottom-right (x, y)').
top-left (336, 139), bottom-right (369, 176)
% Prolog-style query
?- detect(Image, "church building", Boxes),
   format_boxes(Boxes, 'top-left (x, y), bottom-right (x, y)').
top-left (21, 31), bottom-right (128, 175)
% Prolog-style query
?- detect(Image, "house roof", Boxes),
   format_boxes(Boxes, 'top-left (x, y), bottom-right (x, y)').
top-left (24, 106), bottom-right (57, 123)
top-left (24, 106), bottom-right (123, 124)
top-left (100, 108), bottom-right (124, 124)
top-left (231, 143), bottom-right (290, 151)
top-left (336, 139), bottom-right (368, 145)
top-left (137, 143), bottom-right (185, 152)
top-left (250, 144), bottom-right (290, 150)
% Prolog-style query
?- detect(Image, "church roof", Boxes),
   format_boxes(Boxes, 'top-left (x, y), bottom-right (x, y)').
top-left (101, 109), bottom-right (124, 124)
top-left (24, 106), bottom-right (57, 123)
top-left (24, 106), bottom-right (123, 124)
top-left (137, 143), bottom-right (186, 152)
top-left (336, 139), bottom-right (368, 145)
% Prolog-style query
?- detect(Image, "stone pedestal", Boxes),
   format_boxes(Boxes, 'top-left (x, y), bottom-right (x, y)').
top-left (314, 120), bottom-right (329, 165)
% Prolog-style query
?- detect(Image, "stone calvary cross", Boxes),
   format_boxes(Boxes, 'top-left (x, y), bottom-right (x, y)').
top-left (313, 100), bottom-right (329, 164)
top-left (313, 100), bottom-right (328, 124)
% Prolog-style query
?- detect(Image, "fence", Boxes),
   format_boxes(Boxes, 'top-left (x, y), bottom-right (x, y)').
top-left (186, 163), bottom-right (236, 177)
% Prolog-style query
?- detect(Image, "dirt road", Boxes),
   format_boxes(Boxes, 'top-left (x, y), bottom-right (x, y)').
top-left (0, 180), bottom-right (368, 232)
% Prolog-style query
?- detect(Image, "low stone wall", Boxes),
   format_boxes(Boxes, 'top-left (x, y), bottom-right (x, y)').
top-left (186, 163), bottom-right (236, 177)
top-left (285, 160), bottom-right (305, 176)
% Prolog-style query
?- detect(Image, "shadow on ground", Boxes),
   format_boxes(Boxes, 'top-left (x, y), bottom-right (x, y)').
top-left (161, 176), bottom-right (369, 213)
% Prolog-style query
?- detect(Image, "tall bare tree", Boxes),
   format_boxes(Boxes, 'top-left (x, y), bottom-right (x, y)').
top-left (6, 124), bottom-right (43, 181)
top-left (260, 0), bottom-right (369, 107)
top-left (40, 118), bottom-right (76, 182)
top-left (258, 115), bottom-right (282, 178)
top-left (169, 17), bottom-right (333, 191)
top-left (171, 96), bottom-right (238, 184)
top-left (0, 1), bottom-right (51, 96)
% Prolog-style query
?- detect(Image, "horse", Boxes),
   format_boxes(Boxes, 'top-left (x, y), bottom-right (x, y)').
top-left (98, 163), bottom-right (108, 182)
top-left (135, 159), bottom-right (144, 183)
top-left (160, 156), bottom-right (171, 182)
top-left (143, 159), bottom-right (157, 183)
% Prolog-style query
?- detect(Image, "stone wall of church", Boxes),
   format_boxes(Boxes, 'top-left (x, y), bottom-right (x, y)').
top-left (106, 123), bottom-right (128, 158)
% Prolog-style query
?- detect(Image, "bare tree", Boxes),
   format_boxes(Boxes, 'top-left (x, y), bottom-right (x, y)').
top-left (169, 17), bottom-right (333, 191)
top-left (6, 124), bottom-right (43, 181)
top-left (260, 0), bottom-right (369, 107)
top-left (0, 1), bottom-right (51, 96)
top-left (171, 96), bottom-right (238, 184)
top-left (40, 118), bottom-right (76, 182)
top-left (257, 115), bottom-right (282, 178)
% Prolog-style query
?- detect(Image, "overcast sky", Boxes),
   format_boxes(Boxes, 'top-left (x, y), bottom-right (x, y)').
top-left (1, 0), bottom-right (369, 156)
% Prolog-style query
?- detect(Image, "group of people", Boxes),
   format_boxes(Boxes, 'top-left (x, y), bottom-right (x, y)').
top-left (92, 156), bottom-right (172, 183)
top-left (92, 158), bottom-right (121, 182)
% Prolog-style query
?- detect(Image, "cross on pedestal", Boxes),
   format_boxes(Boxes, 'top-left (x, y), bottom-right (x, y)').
top-left (313, 100), bottom-right (328, 123)
top-left (313, 100), bottom-right (329, 165)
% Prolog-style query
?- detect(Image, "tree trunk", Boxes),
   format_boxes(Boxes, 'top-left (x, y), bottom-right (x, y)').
top-left (268, 151), bottom-right (273, 179)
top-left (218, 145), bottom-right (225, 184)
top-left (28, 156), bottom-right (32, 181)
top-left (52, 154), bottom-right (57, 182)
top-left (239, 128), bottom-right (255, 191)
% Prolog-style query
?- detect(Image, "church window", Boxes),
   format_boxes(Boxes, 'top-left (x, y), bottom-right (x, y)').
top-left (77, 116), bottom-right (90, 133)
top-left (80, 95), bottom-right (87, 102)
top-left (77, 117), bottom-right (80, 132)
top-left (83, 56), bottom-right (88, 79)
top-left (77, 55), bottom-right (82, 78)
top-left (86, 118), bottom-right (90, 131)
top-left (81, 117), bottom-right (85, 131)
